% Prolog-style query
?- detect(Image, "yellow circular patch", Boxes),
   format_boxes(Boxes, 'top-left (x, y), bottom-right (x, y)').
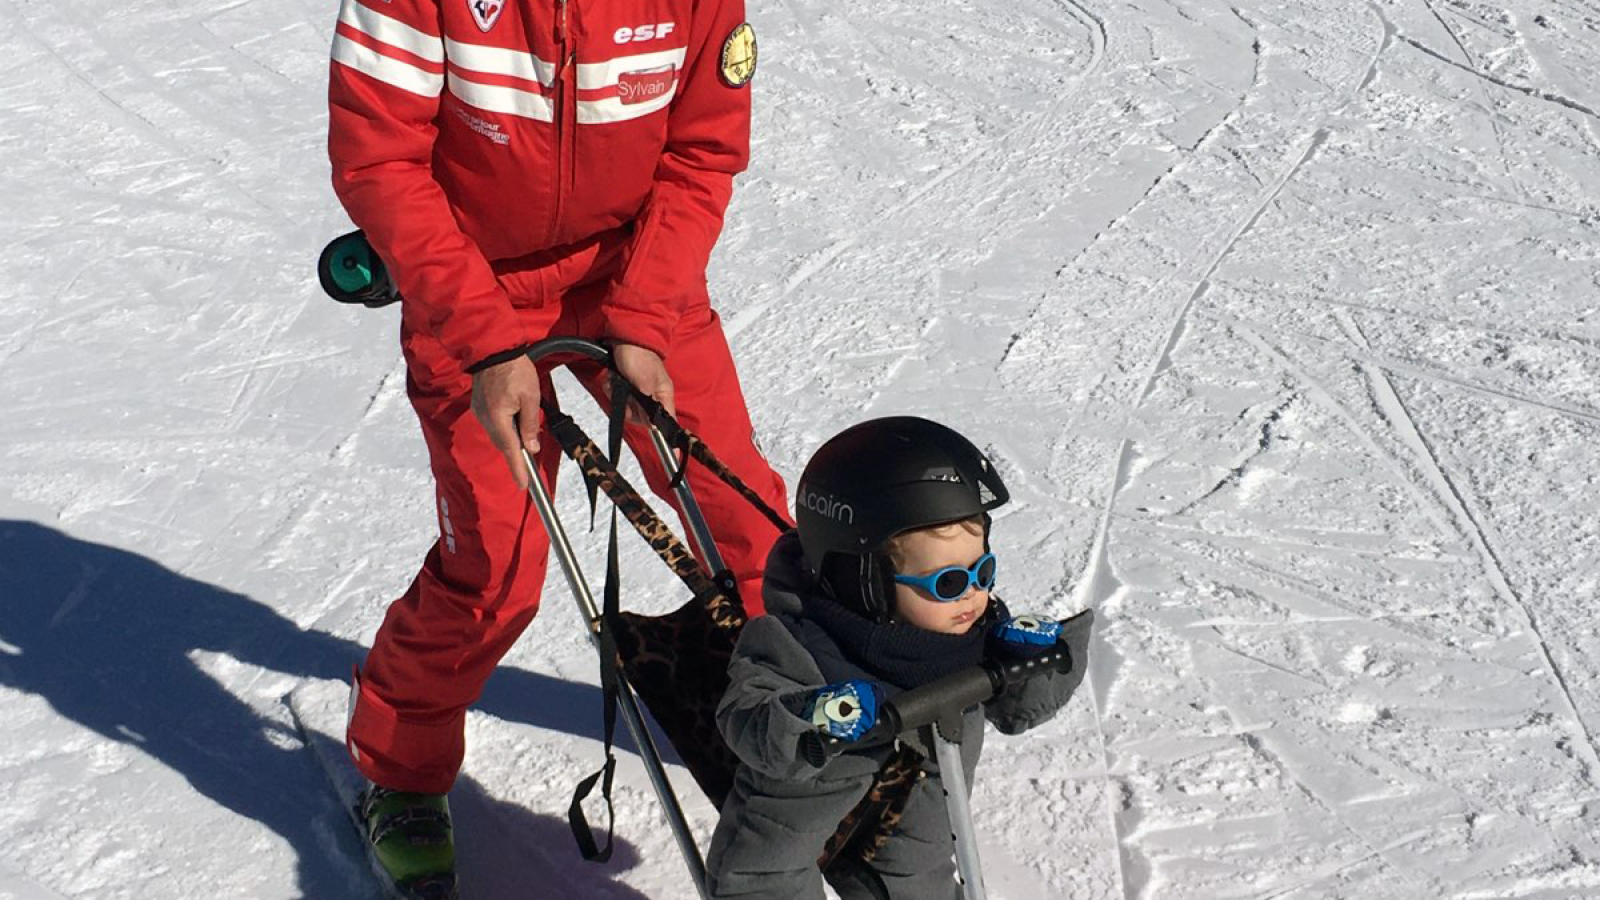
top-left (720, 23), bottom-right (757, 88)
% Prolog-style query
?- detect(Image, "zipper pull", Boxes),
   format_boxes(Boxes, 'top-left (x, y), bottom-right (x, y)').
top-left (555, 0), bottom-right (568, 45)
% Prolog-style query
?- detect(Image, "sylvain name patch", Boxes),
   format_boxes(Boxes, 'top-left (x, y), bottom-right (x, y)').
top-left (618, 65), bottom-right (677, 105)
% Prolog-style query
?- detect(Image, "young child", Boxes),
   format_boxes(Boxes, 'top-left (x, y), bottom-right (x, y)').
top-left (706, 416), bottom-right (1094, 900)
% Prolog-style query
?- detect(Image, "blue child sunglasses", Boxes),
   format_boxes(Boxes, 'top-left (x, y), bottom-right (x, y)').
top-left (892, 552), bottom-right (998, 602)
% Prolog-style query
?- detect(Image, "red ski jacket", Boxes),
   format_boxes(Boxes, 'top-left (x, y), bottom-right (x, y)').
top-left (329, 0), bottom-right (756, 368)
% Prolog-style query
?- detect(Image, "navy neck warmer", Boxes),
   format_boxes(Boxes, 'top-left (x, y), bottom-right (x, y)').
top-left (798, 590), bottom-right (1008, 691)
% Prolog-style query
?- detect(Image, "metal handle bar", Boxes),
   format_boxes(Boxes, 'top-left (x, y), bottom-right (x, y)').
top-left (522, 336), bottom-right (613, 367)
top-left (799, 644), bottom-right (1072, 767)
top-left (519, 336), bottom-right (728, 575)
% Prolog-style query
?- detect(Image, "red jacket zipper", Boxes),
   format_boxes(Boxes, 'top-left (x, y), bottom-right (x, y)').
top-left (549, 0), bottom-right (573, 244)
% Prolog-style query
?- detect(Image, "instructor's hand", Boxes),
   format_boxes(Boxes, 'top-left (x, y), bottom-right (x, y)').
top-left (613, 343), bottom-right (675, 423)
top-left (471, 354), bottom-right (541, 490)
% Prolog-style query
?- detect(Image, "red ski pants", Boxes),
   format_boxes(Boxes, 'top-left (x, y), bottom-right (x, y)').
top-left (347, 283), bottom-right (790, 793)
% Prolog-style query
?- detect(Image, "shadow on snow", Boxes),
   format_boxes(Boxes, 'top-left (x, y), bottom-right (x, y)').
top-left (0, 519), bottom-right (655, 900)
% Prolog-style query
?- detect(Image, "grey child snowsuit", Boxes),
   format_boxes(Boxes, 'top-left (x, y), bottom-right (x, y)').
top-left (706, 532), bottom-right (1093, 900)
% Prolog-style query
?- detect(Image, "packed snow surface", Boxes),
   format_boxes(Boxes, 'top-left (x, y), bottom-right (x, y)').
top-left (2, 0), bottom-right (1598, 897)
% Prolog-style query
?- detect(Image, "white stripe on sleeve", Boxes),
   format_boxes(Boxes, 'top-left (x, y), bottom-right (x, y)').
top-left (337, 0), bottom-right (445, 64)
top-left (333, 35), bottom-right (445, 98)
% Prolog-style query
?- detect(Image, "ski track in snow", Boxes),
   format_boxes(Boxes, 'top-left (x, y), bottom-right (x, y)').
top-left (723, 0), bottom-right (1110, 344)
top-left (2, 0), bottom-right (1600, 898)
top-left (1331, 308), bottom-right (1600, 775)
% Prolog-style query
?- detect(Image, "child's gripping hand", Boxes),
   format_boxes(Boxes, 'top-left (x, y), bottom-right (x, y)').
top-left (982, 609), bottom-right (1094, 735)
top-left (989, 613), bottom-right (1067, 662)
top-left (803, 680), bottom-right (882, 743)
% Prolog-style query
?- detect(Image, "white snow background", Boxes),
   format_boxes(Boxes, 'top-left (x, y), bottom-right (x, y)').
top-left (2, 0), bottom-right (1598, 897)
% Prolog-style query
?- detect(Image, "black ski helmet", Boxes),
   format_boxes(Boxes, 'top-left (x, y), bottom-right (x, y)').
top-left (795, 416), bottom-right (1010, 620)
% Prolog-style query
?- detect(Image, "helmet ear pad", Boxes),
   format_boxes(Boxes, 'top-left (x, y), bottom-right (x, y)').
top-left (863, 552), bottom-right (898, 622)
top-left (817, 551), bottom-right (900, 623)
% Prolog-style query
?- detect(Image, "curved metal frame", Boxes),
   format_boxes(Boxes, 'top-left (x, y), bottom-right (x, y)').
top-left (519, 337), bottom-right (713, 899)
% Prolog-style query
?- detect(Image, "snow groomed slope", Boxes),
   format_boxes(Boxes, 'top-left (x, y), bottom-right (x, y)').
top-left (1, 0), bottom-right (1598, 897)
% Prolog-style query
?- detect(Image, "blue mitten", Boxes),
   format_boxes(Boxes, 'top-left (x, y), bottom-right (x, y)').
top-left (802, 680), bottom-right (881, 742)
top-left (989, 613), bottom-right (1065, 660)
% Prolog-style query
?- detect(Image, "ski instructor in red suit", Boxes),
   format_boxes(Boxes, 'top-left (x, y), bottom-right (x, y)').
top-left (326, 0), bottom-right (786, 893)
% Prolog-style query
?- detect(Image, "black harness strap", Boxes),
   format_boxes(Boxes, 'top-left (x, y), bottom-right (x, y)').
top-left (540, 407), bottom-right (742, 616)
top-left (626, 392), bottom-right (792, 535)
top-left (564, 372), bottom-right (634, 864)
